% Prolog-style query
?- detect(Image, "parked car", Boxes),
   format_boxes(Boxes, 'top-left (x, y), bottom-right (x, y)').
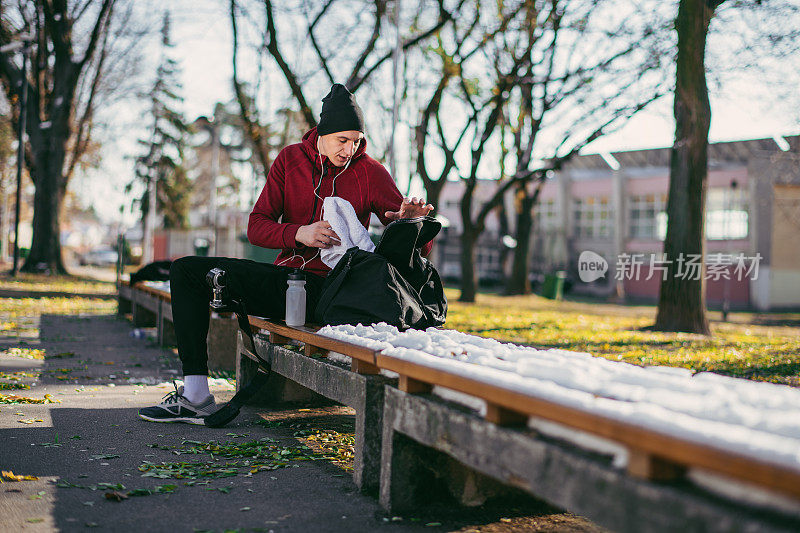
top-left (80, 248), bottom-right (119, 267)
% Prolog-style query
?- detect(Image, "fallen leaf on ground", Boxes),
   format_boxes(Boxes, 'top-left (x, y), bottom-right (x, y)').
top-left (1, 471), bottom-right (39, 482)
top-left (104, 491), bottom-right (128, 502)
top-left (0, 393), bottom-right (59, 405)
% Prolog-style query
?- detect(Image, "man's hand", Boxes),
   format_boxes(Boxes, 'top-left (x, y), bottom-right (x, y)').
top-left (296, 221), bottom-right (341, 249)
top-left (385, 197), bottom-right (434, 221)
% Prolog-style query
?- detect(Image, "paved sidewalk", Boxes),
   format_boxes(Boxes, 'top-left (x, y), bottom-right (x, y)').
top-left (0, 309), bottom-right (597, 532)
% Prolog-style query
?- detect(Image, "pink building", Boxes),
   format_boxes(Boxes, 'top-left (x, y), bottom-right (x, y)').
top-left (436, 135), bottom-right (800, 310)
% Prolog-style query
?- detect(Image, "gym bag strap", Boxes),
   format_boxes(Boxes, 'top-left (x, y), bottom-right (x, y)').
top-left (204, 293), bottom-right (272, 428)
top-left (313, 247), bottom-right (357, 319)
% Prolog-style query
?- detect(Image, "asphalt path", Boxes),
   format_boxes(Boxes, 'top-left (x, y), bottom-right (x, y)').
top-left (0, 305), bottom-right (600, 532)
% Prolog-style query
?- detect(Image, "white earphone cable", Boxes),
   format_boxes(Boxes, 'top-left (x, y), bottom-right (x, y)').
top-left (277, 136), bottom-right (354, 270)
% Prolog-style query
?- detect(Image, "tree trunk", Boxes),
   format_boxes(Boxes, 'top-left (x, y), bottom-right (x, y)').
top-left (505, 194), bottom-right (536, 295)
top-left (422, 180), bottom-right (445, 259)
top-left (458, 228), bottom-right (479, 302)
top-left (654, 0), bottom-right (722, 334)
top-left (496, 194), bottom-right (512, 281)
top-left (23, 158), bottom-right (66, 274)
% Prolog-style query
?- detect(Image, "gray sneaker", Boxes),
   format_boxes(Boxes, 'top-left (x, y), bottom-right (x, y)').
top-left (138, 383), bottom-right (217, 425)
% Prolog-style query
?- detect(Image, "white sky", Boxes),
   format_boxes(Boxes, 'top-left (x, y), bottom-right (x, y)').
top-left (80, 1), bottom-right (800, 225)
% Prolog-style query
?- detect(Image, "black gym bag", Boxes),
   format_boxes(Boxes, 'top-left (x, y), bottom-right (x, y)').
top-left (314, 216), bottom-right (447, 330)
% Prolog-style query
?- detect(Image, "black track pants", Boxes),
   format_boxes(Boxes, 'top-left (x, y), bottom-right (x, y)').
top-left (169, 256), bottom-right (325, 375)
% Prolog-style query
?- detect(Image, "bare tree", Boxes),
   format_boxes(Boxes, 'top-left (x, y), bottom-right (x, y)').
top-left (0, 0), bottom-right (132, 273)
top-left (228, 0), bottom-right (459, 173)
top-left (435, 0), bottom-right (668, 301)
top-left (501, 1), bottom-right (671, 295)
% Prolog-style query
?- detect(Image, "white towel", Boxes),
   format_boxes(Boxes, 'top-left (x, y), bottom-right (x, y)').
top-left (321, 197), bottom-right (375, 268)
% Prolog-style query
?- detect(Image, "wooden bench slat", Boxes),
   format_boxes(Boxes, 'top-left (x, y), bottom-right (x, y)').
top-left (351, 359), bottom-right (381, 375)
top-left (248, 317), bottom-right (380, 365)
top-left (485, 403), bottom-right (528, 427)
top-left (375, 352), bottom-right (800, 501)
top-left (304, 344), bottom-right (328, 358)
top-left (627, 449), bottom-right (687, 481)
top-left (133, 283), bottom-right (172, 302)
top-left (398, 375), bottom-right (433, 394)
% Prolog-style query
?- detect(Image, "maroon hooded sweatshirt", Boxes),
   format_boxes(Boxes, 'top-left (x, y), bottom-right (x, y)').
top-left (248, 127), bottom-right (432, 277)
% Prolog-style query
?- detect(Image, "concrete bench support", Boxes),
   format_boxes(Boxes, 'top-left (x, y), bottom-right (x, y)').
top-left (118, 284), bottom-right (132, 316)
top-left (236, 333), bottom-right (326, 405)
top-left (132, 291), bottom-right (159, 327)
top-left (206, 313), bottom-right (238, 371)
top-left (379, 387), bottom-right (800, 533)
top-left (158, 302), bottom-right (176, 347)
top-left (236, 332), bottom-right (394, 493)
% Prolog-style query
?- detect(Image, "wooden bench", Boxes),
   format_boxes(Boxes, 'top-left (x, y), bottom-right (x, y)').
top-left (118, 280), bottom-right (175, 346)
top-left (244, 323), bottom-right (800, 533)
top-left (119, 282), bottom-right (800, 531)
top-left (377, 370), bottom-right (800, 533)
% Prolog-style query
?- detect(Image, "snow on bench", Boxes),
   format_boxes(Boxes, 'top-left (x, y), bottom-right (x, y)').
top-left (318, 322), bottom-right (800, 504)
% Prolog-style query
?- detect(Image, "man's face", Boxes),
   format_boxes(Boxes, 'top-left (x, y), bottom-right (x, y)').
top-left (319, 131), bottom-right (363, 167)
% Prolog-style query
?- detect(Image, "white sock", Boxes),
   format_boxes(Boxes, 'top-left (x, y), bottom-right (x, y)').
top-left (182, 375), bottom-right (211, 404)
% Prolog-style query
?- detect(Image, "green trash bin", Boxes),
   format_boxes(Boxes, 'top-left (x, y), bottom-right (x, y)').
top-left (541, 271), bottom-right (566, 300)
top-left (193, 238), bottom-right (210, 257)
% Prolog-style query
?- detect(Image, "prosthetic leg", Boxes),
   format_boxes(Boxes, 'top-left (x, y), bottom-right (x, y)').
top-left (202, 268), bottom-right (272, 428)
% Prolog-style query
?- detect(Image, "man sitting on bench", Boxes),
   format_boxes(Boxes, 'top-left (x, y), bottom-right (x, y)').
top-left (139, 84), bottom-right (433, 424)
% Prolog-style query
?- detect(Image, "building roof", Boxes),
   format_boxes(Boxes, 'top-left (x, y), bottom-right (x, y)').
top-left (565, 135), bottom-right (799, 171)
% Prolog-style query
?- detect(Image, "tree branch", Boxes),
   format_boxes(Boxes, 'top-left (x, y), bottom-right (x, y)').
top-left (230, 0), bottom-right (271, 174)
top-left (264, 0), bottom-right (316, 128)
top-left (78, 0), bottom-right (115, 70)
top-left (345, 0), bottom-right (386, 89)
top-left (306, 0), bottom-right (337, 85)
top-left (70, 0), bottom-right (94, 22)
top-left (65, 11), bottom-right (111, 181)
top-left (349, 0), bottom-right (461, 92)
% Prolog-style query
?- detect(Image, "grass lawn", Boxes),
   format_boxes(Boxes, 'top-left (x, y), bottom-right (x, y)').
top-left (0, 273), bottom-right (116, 339)
top-left (0, 272), bottom-right (116, 295)
top-left (444, 289), bottom-right (800, 387)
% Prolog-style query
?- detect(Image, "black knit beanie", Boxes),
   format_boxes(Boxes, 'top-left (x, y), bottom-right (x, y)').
top-left (317, 84), bottom-right (365, 136)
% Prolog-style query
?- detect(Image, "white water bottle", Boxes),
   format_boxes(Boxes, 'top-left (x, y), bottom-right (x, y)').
top-left (285, 270), bottom-right (307, 327)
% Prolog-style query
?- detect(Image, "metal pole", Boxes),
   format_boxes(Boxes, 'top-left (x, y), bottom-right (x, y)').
top-left (209, 124), bottom-right (220, 256)
top-left (144, 174), bottom-right (157, 264)
top-left (116, 232), bottom-right (124, 286)
top-left (388, 0), bottom-right (401, 180)
top-left (721, 179), bottom-right (737, 322)
top-left (12, 41), bottom-right (29, 277)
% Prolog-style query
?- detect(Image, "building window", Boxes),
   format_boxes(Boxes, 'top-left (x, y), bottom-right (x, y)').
top-left (444, 199), bottom-right (460, 210)
top-left (706, 187), bottom-right (748, 240)
top-left (573, 196), bottom-right (612, 239)
top-left (629, 193), bottom-right (667, 240)
top-left (535, 199), bottom-right (559, 231)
